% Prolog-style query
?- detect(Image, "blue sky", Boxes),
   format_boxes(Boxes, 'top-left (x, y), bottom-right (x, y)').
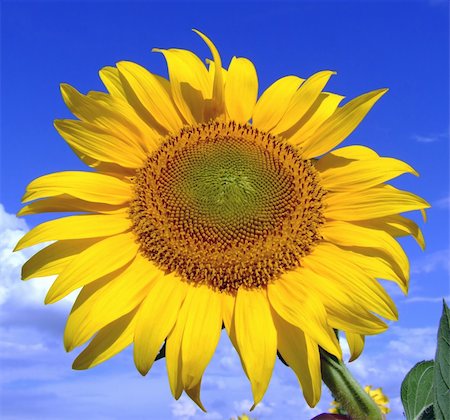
top-left (1, 1), bottom-right (449, 419)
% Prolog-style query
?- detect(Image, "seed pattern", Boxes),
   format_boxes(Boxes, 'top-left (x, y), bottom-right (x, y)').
top-left (129, 120), bottom-right (326, 293)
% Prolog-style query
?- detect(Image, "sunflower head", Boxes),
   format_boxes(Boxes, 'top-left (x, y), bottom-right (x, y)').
top-left (16, 30), bottom-right (429, 411)
top-left (129, 119), bottom-right (326, 293)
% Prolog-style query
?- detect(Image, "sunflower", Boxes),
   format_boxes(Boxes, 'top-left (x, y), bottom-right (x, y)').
top-left (15, 30), bottom-right (428, 410)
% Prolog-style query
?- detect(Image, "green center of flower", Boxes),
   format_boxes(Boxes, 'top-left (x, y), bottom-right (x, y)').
top-left (129, 120), bottom-right (326, 293)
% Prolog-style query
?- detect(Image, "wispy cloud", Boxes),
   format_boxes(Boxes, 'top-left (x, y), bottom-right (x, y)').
top-left (171, 397), bottom-right (199, 419)
top-left (411, 249), bottom-right (450, 274)
top-left (404, 295), bottom-right (450, 304)
top-left (413, 132), bottom-right (448, 144)
top-left (233, 399), bottom-right (274, 417)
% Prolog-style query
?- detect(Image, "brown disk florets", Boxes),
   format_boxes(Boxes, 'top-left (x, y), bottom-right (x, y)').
top-left (129, 120), bottom-right (326, 293)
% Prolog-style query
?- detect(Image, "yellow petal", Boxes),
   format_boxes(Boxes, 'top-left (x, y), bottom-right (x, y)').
top-left (271, 70), bottom-right (335, 134)
top-left (18, 195), bottom-right (127, 216)
top-left (99, 66), bottom-right (126, 100)
top-left (221, 293), bottom-right (250, 378)
top-left (224, 57), bottom-right (258, 123)
top-left (185, 381), bottom-right (206, 413)
top-left (22, 238), bottom-right (99, 280)
top-left (166, 293), bottom-right (189, 400)
top-left (268, 275), bottom-right (341, 358)
top-left (181, 286), bottom-right (222, 390)
top-left (85, 90), bottom-right (110, 103)
top-left (314, 145), bottom-right (379, 169)
top-left (221, 292), bottom-right (235, 336)
top-left (64, 254), bottom-right (160, 351)
top-left (14, 214), bottom-right (131, 251)
top-left (234, 288), bottom-right (276, 407)
top-left (355, 215), bottom-right (425, 250)
top-left (321, 220), bottom-right (409, 287)
top-left (194, 29), bottom-right (225, 118)
top-left (70, 272), bottom-right (118, 314)
top-left (272, 310), bottom-right (321, 407)
top-left (45, 232), bottom-right (139, 304)
top-left (337, 245), bottom-right (408, 294)
top-left (154, 48), bottom-right (210, 124)
top-left (300, 88), bottom-right (388, 158)
top-left (252, 76), bottom-right (304, 131)
top-left (134, 273), bottom-right (187, 376)
top-left (317, 156), bottom-right (418, 192)
top-left (286, 92), bottom-right (344, 144)
top-left (117, 61), bottom-right (184, 133)
top-left (60, 84), bottom-right (158, 152)
top-left (22, 171), bottom-right (132, 205)
top-left (206, 60), bottom-right (228, 90)
top-left (324, 184), bottom-right (430, 221)
top-left (346, 332), bottom-right (365, 362)
top-left (291, 267), bottom-right (387, 335)
top-left (69, 152), bottom-right (134, 177)
top-left (72, 309), bottom-right (137, 370)
top-left (54, 119), bottom-right (147, 168)
top-left (304, 243), bottom-right (398, 320)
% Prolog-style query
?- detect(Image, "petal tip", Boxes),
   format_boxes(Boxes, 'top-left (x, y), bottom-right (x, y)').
top-left (21, 268), bottom-right (32, 281)
top-left (185, 385), bottom-right (207, 412)
top-left (13, 240), bottom-right (23, 252)
top-left (44, 288), bottom-right (59, 305)
top-left (60, 83), bottom-right (72, 95)
top-left (64, 338), bottom-right (75, 353)
top-left (137, 366), bottom-right (150, 376)
top-left (134, 354), bottom-right (151, 377)
top-left (17, 207), bottom-right (26, 217)
top-left (72, 356), bottom-right (89, 370)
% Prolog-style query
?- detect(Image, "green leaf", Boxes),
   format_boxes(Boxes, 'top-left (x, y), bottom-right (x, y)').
top-left (401, 360), bottom-right (435, 420)
top-left (433, 300), bottom-right (450, 420)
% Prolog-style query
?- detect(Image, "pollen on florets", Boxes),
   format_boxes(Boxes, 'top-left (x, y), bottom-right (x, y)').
top-left (129, 120), bottom-right (326, 293)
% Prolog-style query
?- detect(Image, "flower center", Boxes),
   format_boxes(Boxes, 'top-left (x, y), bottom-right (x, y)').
top-left (129, 120), bottom-right (326, 293)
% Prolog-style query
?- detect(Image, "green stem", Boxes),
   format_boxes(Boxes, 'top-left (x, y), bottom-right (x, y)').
top-left (320, 348), bottom-right (383, 420)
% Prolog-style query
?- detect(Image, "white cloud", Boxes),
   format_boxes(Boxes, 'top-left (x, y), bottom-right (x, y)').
top-left (171, 397), bottom-right (199, 419)
top-left (202, 376), bottom-right (226, 391)
top-left (233, 399), bottom-right (274, 416)
top-left (386, 327), bottom-right (436, 359)
top-left (0, 204), bottom-right (76, 309)
top-left (204, 411), bottom-right (223, 420)
top-left (0, 204), bottom-right (28, 231)
top-left (404, 295), bottom-right (450, 304)
top-left (413, 132), bottom-right (447, 143)
top-left (411, 249), bottom-right (450, 274)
